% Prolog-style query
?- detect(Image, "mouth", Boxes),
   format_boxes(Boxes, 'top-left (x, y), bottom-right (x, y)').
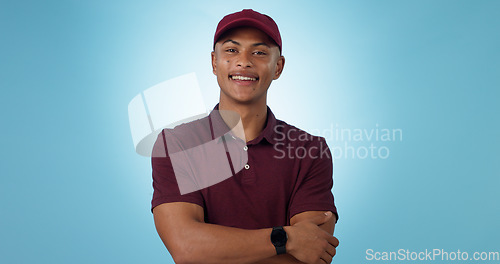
top-left (229, 74), bottom-right (259, 82)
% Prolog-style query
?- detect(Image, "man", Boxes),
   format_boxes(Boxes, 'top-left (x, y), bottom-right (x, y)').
top-left (152, 9), bottom-right (339, 264)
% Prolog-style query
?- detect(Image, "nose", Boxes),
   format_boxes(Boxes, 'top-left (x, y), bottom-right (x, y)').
top-left (236, 51), bottom-right (253, 68)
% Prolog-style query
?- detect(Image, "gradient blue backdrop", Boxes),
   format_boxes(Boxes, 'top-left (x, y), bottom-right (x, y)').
top-left (1, 0), bottom-right (499, 263)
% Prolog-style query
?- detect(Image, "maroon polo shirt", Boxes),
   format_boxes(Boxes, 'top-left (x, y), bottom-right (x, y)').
top-left (151, 105), bottom-right (338, 229)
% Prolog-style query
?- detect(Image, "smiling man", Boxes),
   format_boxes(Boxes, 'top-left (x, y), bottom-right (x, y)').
top-left (152, 9), bottom-right (339, 264)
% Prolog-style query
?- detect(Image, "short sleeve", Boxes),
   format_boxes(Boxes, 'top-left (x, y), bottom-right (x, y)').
top-left (151, 130), bottom-right (204, 212)
top-left (288, 138), bottom-right (338, 222)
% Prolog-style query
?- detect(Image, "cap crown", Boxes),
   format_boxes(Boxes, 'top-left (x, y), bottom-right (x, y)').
top-left (214, 9), bottom-right (282, 52)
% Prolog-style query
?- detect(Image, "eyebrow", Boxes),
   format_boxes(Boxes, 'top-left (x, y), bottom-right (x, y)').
top-left (222, 39), bottom-right (271, 48)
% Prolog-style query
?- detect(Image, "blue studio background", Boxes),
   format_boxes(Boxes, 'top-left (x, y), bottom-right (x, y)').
top-left (1, 0), bottom-right (499, 263)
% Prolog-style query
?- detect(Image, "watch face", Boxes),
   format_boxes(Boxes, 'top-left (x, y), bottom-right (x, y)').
top-left (271, 228), bottom-right (287, 247)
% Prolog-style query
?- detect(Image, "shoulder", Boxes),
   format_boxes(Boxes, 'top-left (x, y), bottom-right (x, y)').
top-left (152, 116), bottom-right (212, 157)
top-left (168, 115), bottom-right (214, 146)
top-left (170, 115), bottom-right (211, 137)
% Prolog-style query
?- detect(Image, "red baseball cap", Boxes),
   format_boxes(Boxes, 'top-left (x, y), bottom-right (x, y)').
top-left (213, 9), bottom-right (282, 53)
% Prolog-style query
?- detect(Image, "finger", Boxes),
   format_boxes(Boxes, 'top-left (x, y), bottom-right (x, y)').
top-left (326, 235), bottom-right (339, 247)
top-left (309, 211), bottom-right (333, 226)
top-left (325, 243), bottom-right (337, 258)
top-left (316, 257), bottom-right (327, 264)
top-left (321, 251), bottom-right (333, 264)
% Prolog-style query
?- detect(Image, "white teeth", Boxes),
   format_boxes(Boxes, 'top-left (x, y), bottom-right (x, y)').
top-left (231, 75), bottom-right (257, 81)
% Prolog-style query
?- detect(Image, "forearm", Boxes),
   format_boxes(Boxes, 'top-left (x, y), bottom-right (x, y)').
top-left (251, 220), bottom-right (335, 264)
top-left (162, 221), bottom-right (276, 264)
top-left (154, 204), bottom-right (338, 264)
top-left (251, 254), bottom-right (305, 264)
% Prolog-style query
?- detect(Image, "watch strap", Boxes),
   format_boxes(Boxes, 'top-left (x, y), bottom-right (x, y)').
top-left (275, 243), bottom-right (286, 255)
top-left (271, 226), bottom-right (287, 255)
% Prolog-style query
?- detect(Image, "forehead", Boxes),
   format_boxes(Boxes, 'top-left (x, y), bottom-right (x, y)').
top-left (217, 27), bottom-right (276, 46)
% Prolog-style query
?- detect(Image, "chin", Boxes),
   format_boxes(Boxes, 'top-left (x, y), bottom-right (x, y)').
top-left (232, 97), bottom-right (256, 104)
top-left (225, 90), bottom-right (254, 102)
top-left (220, 88), bottom-right (265, 105)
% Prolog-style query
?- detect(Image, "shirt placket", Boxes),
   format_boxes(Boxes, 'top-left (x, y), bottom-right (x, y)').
top-left (241, 144), bottom-right (256, 185)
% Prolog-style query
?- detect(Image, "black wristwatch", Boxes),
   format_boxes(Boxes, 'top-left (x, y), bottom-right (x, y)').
top-left (270, 226), bottom-right (288, 255)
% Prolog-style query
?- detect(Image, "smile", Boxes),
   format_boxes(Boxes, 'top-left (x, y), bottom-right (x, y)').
top-left (230, 75), bottom-right (258, 81)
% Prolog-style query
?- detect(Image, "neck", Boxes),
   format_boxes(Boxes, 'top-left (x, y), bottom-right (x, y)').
top-left (218, 100), bottom-right (268, 142)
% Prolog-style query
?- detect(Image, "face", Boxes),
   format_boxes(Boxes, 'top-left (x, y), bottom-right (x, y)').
top-left (211, 27), bottom-right (285, 105)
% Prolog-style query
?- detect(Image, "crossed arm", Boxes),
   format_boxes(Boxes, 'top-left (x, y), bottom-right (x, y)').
top-left (153, 202), bottom-right (338, 264)
top-left (251, 211), bottom-right (336, 264)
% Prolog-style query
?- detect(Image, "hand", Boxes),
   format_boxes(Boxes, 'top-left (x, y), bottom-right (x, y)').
top-left (285, 212), bottom-right (339, 264)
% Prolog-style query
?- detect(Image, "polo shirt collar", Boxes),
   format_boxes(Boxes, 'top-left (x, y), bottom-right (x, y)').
top-left (211, 104), bottom-right (278, 145)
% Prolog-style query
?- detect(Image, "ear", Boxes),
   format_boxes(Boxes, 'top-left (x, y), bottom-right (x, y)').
top-left (273, 55), bottom-right (285, 80)
top-left (211, 51), bottom-right (217, 75)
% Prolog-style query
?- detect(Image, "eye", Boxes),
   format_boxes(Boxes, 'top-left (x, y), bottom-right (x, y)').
top-left (225, 48), bottom-right (237, 53)
top-left (254, 51), bottom-right (267, 56)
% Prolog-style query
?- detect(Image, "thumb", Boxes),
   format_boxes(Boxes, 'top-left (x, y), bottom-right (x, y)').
top-left (308, 211), bottom-right (332, 225)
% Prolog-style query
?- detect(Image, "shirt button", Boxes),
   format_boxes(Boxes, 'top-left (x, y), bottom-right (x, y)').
top-left (244, 164), bottom-right (250, 170)
top-left (243, 146), bottom-right (248, 151)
